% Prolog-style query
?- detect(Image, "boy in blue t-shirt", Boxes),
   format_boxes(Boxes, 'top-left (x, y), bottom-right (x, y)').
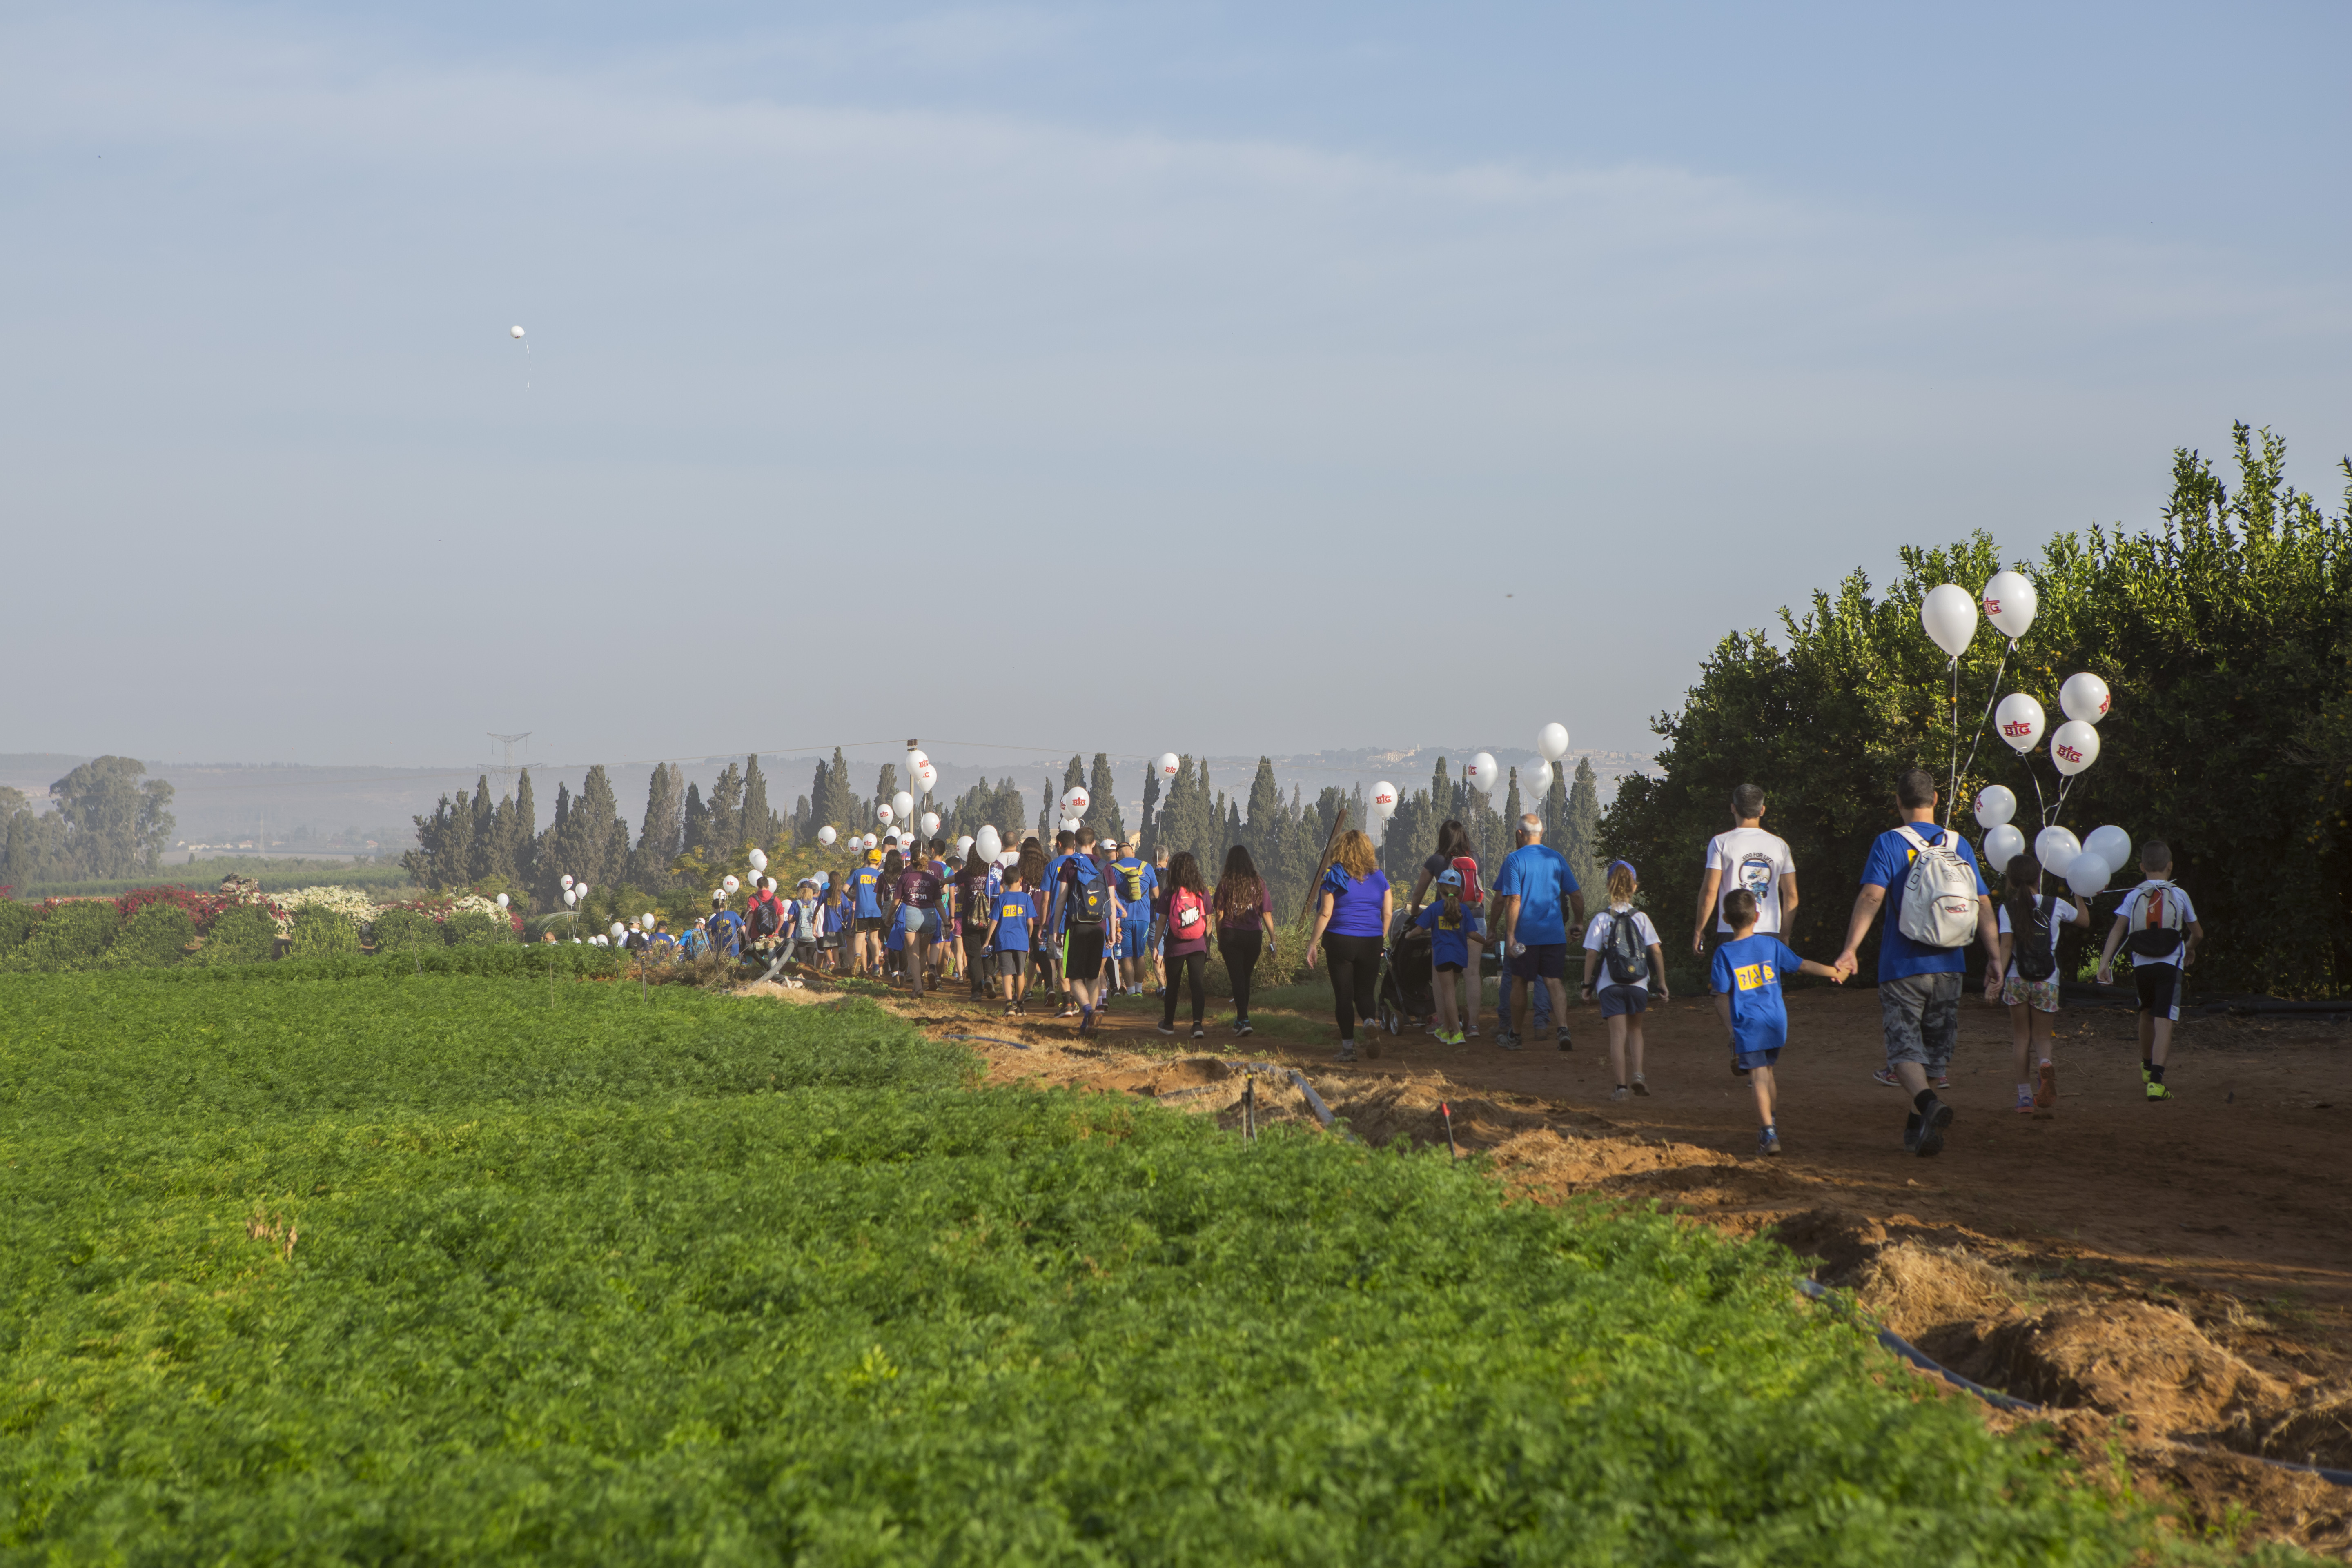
top-left (1710, 888), bottom-right (1844, 1156)
top-left (1413, 868), bottom-right (1484, 1045)
top-left (985, 872), bottom-right (1039, 1016)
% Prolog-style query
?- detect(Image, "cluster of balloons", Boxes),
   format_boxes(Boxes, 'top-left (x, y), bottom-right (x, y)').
top-left (1992, 671), bottom-right (2111, 776)
top-left (1368, 723), bottom-right (1570, 827)
top-left (1976, 788), bottom-right (2134, 899)
top-left (560, 873), bottom-right (590, 910)
top-left (1921, 570), bottom-right (2040, 659)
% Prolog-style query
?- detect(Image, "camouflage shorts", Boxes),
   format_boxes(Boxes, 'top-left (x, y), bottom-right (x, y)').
top-left (1880, 971), bottom-right (1962, 1067)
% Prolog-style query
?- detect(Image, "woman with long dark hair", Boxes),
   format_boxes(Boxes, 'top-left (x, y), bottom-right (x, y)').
top-left (1157, 851), bottom-right (1213, 1039)
top-left (1307, 829), bottom-right (1394, 1062)
top-left (954, 844), bottom-right (996, 998)
top-left (1213, 844), bottom-right (1280, 1038)
top-left (1407, 817), bottom-right (1486, 1037)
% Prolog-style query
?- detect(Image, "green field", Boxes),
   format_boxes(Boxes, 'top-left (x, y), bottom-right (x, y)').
top-left (0, 965), bottom-right (2258, 1564)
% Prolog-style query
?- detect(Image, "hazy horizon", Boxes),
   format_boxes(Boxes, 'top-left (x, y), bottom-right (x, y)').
top-left (7, 2), bottom-right (2346, 766)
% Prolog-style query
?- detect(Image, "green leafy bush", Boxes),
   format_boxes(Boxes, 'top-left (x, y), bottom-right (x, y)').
top-left (101, 900), bottom-right (196, 968)
top-left (286, 906), bottom-right (360, 960)
top-left (0, 900), bottom-right (38, 954)
top-left (0, 970), bottom-right (2205, 1564)
top-left (194, 902), bottom-right (278, 965)
top-left (368, 908), bottom-right (443, 954)
top-left (9, 900), bottom-right (120, 971)
top-left (443, 909), bottom-right (510, 947)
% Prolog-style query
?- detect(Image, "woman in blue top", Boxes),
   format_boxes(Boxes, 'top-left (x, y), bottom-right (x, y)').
top-left (1307, 829), bottom-right (1394, 1063)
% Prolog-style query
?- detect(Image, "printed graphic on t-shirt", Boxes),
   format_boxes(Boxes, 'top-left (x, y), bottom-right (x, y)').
top-left (1729, 958), bottom-right (1778, 992)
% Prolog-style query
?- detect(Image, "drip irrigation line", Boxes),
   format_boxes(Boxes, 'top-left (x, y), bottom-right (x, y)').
top-left (941, 1034), bottom-right (1031, 1051)
top-left (1794, 1279), bottom-right (2352, 1488)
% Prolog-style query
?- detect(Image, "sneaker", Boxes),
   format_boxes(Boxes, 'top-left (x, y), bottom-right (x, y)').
top-left (1496, 1031), bottom-right (1523, 1051)
top-left (1759, 1128), bottom-right (1782, 1156)
top-left (1438, 1029), bottom-right (1465, 1046)
top-left (1155, 1022), bottom-right (1177, 1037)
top-left (1192, 1025), bottom-right (1206, 1040)
top-left (1463, 1025), bottom-right (1479, 1038)
top-left (1610, 1085), bottom-right (1630, 1102)
top-left (2016, 1087), bottom-right (2035, 1115)
top-left (1931, 1071), bottom-right (1952, 1091)
top-left (1630, 1076), bottom-right (1650, 1096)
top-left (1902, 1117), bottom-right (1922, 1154)
top-left (1555, 1026), bottom-right (1573, 1052)
top-left (1336, 1039), bottom-right (1358, 1062)
top-left (2034, 1061), bottom-right (2057, 1118)
top-left (1078, 1010), bottom-right (1097, 1037)
top-left (1872, 1066), bottom-right (1902, 1088)
top-left (2146, 1080), bottom-right (2172, 1101)
top-left (1236, 1021), bottom-right (1253, 1039)
top-left (1913, 1096), bottom-right (1954, 1157)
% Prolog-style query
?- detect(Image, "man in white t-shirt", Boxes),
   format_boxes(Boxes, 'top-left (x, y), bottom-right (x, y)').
top-left (1693, 784), bottom-right (1799, 955)
top-left (2095, 837), bottom-right (2206, 1102)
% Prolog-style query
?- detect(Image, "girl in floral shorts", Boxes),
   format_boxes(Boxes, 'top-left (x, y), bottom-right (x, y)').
top-left (1988, 853), bottom-right (2091, 1118)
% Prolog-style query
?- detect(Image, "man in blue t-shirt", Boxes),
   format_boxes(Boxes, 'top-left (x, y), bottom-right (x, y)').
top-left (706, 896), bottom-right (744, 960)
top-left (1108, 840), bottom-right (1155, 996)
top-left (1490, 814), bottom-right (1586, 1052)
top-left (1834, 767), bottom-right (2000, 1158)
top-left (1039, 829), bottom-right (1078, 1012)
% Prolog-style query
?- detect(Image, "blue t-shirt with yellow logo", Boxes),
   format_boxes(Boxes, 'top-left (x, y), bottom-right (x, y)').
top-left (852, 865), bottom-right (884, 920)
top-left (993, 890), bottom-right (1037, 951)
top-left (1711, 933), bottom-right (1803, 1056)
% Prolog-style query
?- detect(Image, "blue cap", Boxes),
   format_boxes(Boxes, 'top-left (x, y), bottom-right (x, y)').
top-left (1434, 868), bottom-right (1464, 889)
top-left (1608, 859), bottom-right (1637, 882)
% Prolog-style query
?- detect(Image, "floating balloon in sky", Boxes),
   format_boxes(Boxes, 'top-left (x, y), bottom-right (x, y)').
top-left (1466, 753), bottom-right (1498, 793)
top-left (875, 804), bottom-right (894, 825)
top-left (1537, 722), bottom-right (1570, 761)
top-left (510, 325), bottom-right (525, 340)
top-left (560, 873), bottom-right (574, 890)
top-left (1371, 781), bottom-right (1398, 818)
top-left (921, 811), bottom-right (940, 836)
top-left (748, 848), bottom-right (767, 872)
top-left (892, 790), bottom-right (914, 821)
top-left (817, 825), bottom-right (837, 846)
top-left (973, 826), bottom-right (1002, 860)
top-left (1980, 571), bottom-right (2038, 639)
top-left (1920, 584), bottom-right (1978, 659)
top-left (1156, 753), bottom-right (1180, 780)
top-left (1527, 760), bottom-right (1553, 797)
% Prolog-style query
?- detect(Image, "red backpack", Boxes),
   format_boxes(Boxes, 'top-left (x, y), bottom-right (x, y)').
top-left (1168, 887), bottom-right (1209, 942)
top-left (1449, 855), bottom-right (1485, 906)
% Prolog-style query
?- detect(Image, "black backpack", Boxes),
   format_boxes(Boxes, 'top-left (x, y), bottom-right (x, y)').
top-left (1602, 910), bottom-right (1650, 985)
top-left (747, 897), bottom-right (782, 940)
top-left (1065, 860), bottom-right (1109, 929)
top-left (2013, 893), bottom-right (2059, 982)
top-left (2125, 882), bottom-right (2188, 959)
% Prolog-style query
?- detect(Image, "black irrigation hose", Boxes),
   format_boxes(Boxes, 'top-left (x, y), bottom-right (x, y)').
top-left (1793, 1279), bottom-right (2352, 1488)
top-left (941, 1034), bottom-right (1031, 1051)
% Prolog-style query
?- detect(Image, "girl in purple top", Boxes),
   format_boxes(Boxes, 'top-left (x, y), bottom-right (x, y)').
top-left (1307, 830), bottom-right (1394, 1063)
top-left (1213, 844), bottom-right (1280, 1039)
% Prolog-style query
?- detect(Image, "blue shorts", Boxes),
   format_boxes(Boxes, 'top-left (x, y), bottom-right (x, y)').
top-left (1598, 984), bottom-right (1648, 1019)
top-left (1509, 942), bottom-right (1568, 981)
top-left (1731, 1046), bottom-right (1782, 1074)
top-left (1117, 921), bottom-right (1149, 960)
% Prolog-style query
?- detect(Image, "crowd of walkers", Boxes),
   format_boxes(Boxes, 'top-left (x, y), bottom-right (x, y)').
top-left (621, 762), bottom-right (2204, 1165)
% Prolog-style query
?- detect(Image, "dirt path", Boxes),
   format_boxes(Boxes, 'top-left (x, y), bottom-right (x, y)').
top-left (777, 974), bottom-right (2352, 1552)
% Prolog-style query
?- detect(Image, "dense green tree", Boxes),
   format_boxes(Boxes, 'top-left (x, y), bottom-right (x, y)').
top-left (630, 764), bottom-right (684, 889)
top-left (708, 763), bottom-right (745, 857)
top-left (945, 777), bottom-right (1025, 847)
top-left (1604, 423), bottom-right (2352, 995)
top-left (680, 782), bottom-right (710, 860)
top-left (1084, 754), bottom-right (1124, 845)
top-left (1139, 767), bottom-right (1163, 857)
top-left (509, 770), bottom-right (538, 894)
top-left (741, 755), bottom-right (774, 850)
top-left (874, 764), bottom-right (898, 823)
top-left (50, 757), bottom-right (175, 878)
top-left (404, 792), bottom-right (473, 889)
top-left (1561, 758), bottom-right (1604, 896)
top-left (0, 788), bottom-right (69, 893)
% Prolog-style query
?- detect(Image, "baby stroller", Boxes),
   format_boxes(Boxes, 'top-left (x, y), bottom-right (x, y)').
top-left (1375, 911), bottom-right (1437, 1036)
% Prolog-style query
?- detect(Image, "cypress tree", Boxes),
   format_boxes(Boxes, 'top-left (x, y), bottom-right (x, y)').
top-left (1139, 767), bottom-right (1163, 858)
top-left (632, 763), bottom-right (684, 888)
top-left (741, 755), bottom-right (773, 850)
top-left (568, 764), bottom-right (625, 890)
top-left (1243, 758), bottom-right (1283, 867)
top-left (465, 777), bottom-right (497, 885)
top-left (1562, 757), bottom-right (1604, 896)
top-left (681, 782), bottom-right (710, 859)
top-left (708, 763), bottom-right (745, 855)
top-left (1085, 753), bottom-right (1123, 845)
top-left (510, 769), bottom-right (537, 897)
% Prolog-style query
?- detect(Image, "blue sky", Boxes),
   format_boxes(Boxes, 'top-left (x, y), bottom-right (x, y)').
top-left (6, 2), bottom-right (2347, 770)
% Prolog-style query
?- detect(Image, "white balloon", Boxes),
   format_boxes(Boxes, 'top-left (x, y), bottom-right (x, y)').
top-left (875, 804), bottom-right (894, 825)
top-left (1154, 752), bottom-right (1180, 780)
top-left (1061, 786), bottom-right (1091, 817)
top-left (862, 833), bottom-right (878, 850)
top-left (1994, 693), bottom-right (2047, 753)
top-left (748, 848), bottom-right (767, 871)
top-left (973, 826), bottom-right (1002, 860)
top-left (1973, 784), bottom-right (2017, 830)
top-left (1981, 823), bottom-right (2026, 874)
top-left (1537, 722), bottom-right (1570, 762)
top-left (817, 825), bottom-right (838, 846)
top-left (1527, 760), bottom-right (1553, 797)
top-left (560, 873), bottom-right (574, 890)
top-left (907, 749), bottom-right (929, 771)
top-left (1371, 781), bottom-right (1398, 817)
top-left (1467, 752), bottom-right (1498, 793)
top-left (914, 763), bottom-right (938, 793)
top-left (639, 912), bottom-right (655, 929)
top-left (510, 325), bottom-right (525, 339)
top-left (564, 888), bottom-right (577, 906)
top-left (2068, 853), bottom-right (2114, 900)
top-left (954, 835), bottom-right (974, 858)
top-left (921, 811), bottom-right (941, 836)
top-left (2034, 826), bottom-right (2081, 877)
top-left (2084, 825), bottom-right (2133, 876)
top-left (1920, 583), bottom-right (1978, 659)
top-left (610, 922), bottom-right (626, 938)
top-left (1980, 570), bottom-right (2038, 639)
top-left (1060, 816), bottom-right (1082, 834)
top-left (494, 892), bottom-right (509, 908)
top-left (722, 875), bottom-right (740, 893)
top-left (2060, 672), bottom-right (2112, 726)
top-left (892, 791), bottom-right (914, 820)
top-left (574, 884), bottom-right (588, 898)
top-left (2049, 720), bottom-right (2101, 777)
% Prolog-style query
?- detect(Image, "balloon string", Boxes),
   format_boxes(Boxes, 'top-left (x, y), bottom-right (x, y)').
top-left (1943, 657), bottom-right (1961, 829)
top-left (1950, 639), bottom-right (2012, 826)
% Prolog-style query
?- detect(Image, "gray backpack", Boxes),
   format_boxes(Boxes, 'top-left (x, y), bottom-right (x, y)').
top-left (1894, 826), bottom-right (1980, 949)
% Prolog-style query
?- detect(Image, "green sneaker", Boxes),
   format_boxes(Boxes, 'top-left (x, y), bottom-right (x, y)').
top-left (2140, 1061), bottom-right (2153, 1086)
top-left (2146, 1080), bottom-right (2172, 1101)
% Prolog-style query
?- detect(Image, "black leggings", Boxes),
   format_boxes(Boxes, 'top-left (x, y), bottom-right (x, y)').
top-left (1162, 947), bottom-right (1207, 1027)
top-left (1322, 931), bottom-right (1383, 1040)
top-left (1218, 930), bottom-right (1263, 1020)
top-left (962, 931), bottom-right (992, 991)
